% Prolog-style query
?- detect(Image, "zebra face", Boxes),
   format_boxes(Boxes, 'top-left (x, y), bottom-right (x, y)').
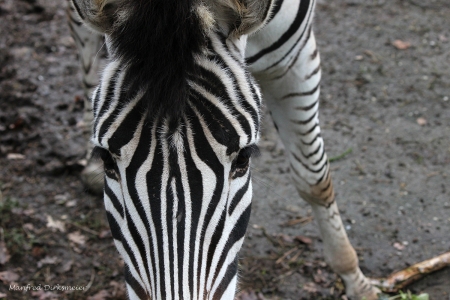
top-left (73, 0), bottom-right (275, 298)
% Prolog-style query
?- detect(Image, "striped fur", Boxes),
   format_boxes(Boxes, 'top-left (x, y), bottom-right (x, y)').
top-left (70, 0), bottom-right (380, 299)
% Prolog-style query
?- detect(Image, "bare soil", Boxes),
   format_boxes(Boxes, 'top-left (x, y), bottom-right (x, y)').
top-left (0, 0), bottom-right (449, 299)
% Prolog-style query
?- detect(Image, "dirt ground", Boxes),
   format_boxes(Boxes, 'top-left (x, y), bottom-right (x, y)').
top-left (0, 0), bottom-right (449, 299)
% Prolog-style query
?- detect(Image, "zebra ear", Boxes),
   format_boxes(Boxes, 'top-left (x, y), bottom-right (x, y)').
top-left (70, 0), bottom-right (123, 33)
top-left (208, 0), bottom-right (275, 36)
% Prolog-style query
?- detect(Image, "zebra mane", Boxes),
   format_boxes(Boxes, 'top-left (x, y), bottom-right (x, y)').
top-left (108, 0), bottom-right (205, 125)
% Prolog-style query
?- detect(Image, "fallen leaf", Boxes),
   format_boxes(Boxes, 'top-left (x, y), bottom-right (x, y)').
top-left (416, 117), bottom-right (427, 126)
top-left (37, 256), bottom-right (59, 268)
top-left (68, 231), bottom-right (87, 245)
top-left (23, 209), bottom-right (35, 216)
top-left (6, 153), bottom-right (25, 160)
top-left (23, 223), bottom-right (35, 232)
top-left (393, 242), bottom-right (405, 251)
top-left (0, 292), bottom-right (6, 298)
top-left (59, 259), bottom-right (74, 273)
top-left (0, 270), bottom-right (20, 283)
top-left (87, 290), bottom-right (110, 300)
top-left (65, 200), bottom-right (77, 207)
top-left (99, 229), bottom-right (111, 239)
top-left (295, 235), bottom-right (313, 245)
top-left (31, 246), bottom-right (46, 258)
top-left (392, 40), bottom-right (411, 50)
top-left (303, 282), bottom-right (318, 293)
top-left (46, 215), bottom-right (66, 233)
top-left (274, 233), bottom-right (294, 243)
top-left (31, 290), bottom-right (59, 300)
top-left (313, 269), bottom-right (327, 283)
top-left (109, 280), bottom-right (127, 298)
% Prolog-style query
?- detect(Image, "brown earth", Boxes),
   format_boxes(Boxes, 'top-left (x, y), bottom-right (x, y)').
top-left (0, 0), bottom-right (449, 299)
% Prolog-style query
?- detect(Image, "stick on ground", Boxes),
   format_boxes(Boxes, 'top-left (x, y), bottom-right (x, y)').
top-left (370, 251), bottom-right (450, 293)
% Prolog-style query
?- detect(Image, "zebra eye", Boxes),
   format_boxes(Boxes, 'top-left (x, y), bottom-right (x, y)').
top-left (231, 145), bottom-right (260, 177)
top-left (235, 151), bottom-right (250, 168)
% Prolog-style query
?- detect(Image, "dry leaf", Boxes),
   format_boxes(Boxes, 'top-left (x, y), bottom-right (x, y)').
top-left (0, 270), bottom-right (20, 283)
top-left (46, 215), bottom-right (66, 233)
top-left (416, 117), bottom-right (427, 126)
top-left (7, 153), bottom-right (25, 160)
top-left (274, 233), bottom-right (294, 243)
top-left (109, 280), bottom-right (127, 298)
top-left (65, 200), bottom-right (77, 207)
top-left (295, 235), bottom-right (313, 245)
top-left (87, 290), bottom-right (110, 300)
top-left (31, 290), bottom-right (59, 300)
top-left (59, 259), bottom-right (74, 273)
top-left (393, 242), bottom-right (405, 251)
top-left (392, 40), bottom-right (411, 50)
top-left (68, 231), bottom-right (87, 245)
top-left (303, 282), bottom-right (318, 293)
top-left (0, 292), bottom-right (6, 298)
top-left (23, 223), bottom-right (35, 232)
top-left (37, 256), bottom-right (59, 268)
top-left (31, 246), bottom-right (46, 258)
top-left (99, 229), bottom-right (111, 239)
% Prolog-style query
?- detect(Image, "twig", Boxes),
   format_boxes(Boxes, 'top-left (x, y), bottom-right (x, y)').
top-left (261, 227), bottom-right (279, 247)
top-left (83, 269), bottom-right (96, 293)
top-left (329, 148), bottom-right (353, 163)
top-left (370, 251), bottom-right (450, 293)
top-left (280, 216), bottom-right (313, 227)
top-left (276, 247), bottom-right (299, 264)
top-left (68, 222), bottom-right (99, 236)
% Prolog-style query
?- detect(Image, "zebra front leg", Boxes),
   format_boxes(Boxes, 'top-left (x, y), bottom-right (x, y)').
top-left (253, 30), bottom-right (380, 300)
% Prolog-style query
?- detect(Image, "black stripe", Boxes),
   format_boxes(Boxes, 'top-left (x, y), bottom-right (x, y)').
top-left (189, 89), bottom-right (240, 155)
top-left (105, 98), bottom-right (144, 155)
top-left (94, 67), bottom-right (121, 134)
top-left (104, 180), bottom-right (124, 218)
top-left (295, 99), bottom-right (318, 111)
top-left (282, 81), bottom-right (319, 99)
top-left (292, 151), bottom-right (327, 173)
top-left (246, 0), bottom-right (311, 64)
top-left (126, 119), bottom-right (157, 298)
top-left (290, 111), bottom-right (317, 125)
top-left (272, 26), bottom-right (313, 79)
top-left (300, 132), bottom-right (321, 145)
top-left (125, 209), bottom-right (152, 295)
top-left (124, 265), bottom-right (150, 300)
top-left (106, 210), bottom-right (122, 241)
top-left (92, 86), bottom-right (101, 118)
top-left (212, 205), bottom-right (251, 292)
top-left (228, 174), bottom-right (251, 215)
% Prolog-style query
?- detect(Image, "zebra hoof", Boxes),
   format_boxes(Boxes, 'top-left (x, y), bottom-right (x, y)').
top-left (80, 159), bottom-right (104, 196)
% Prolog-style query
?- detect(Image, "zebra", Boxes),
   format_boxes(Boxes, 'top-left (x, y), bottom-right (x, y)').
top-left (70, 0), bottom-right (381, 299)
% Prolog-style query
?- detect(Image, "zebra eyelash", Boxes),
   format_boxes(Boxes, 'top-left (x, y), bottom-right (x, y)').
top-left (91, 146), bottom-right (116, 166)
top-left (238, 144), bottom-right (261, 159)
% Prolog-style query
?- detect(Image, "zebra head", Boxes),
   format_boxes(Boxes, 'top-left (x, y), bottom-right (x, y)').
top-left (71, 0), bottom-right (274, 299)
